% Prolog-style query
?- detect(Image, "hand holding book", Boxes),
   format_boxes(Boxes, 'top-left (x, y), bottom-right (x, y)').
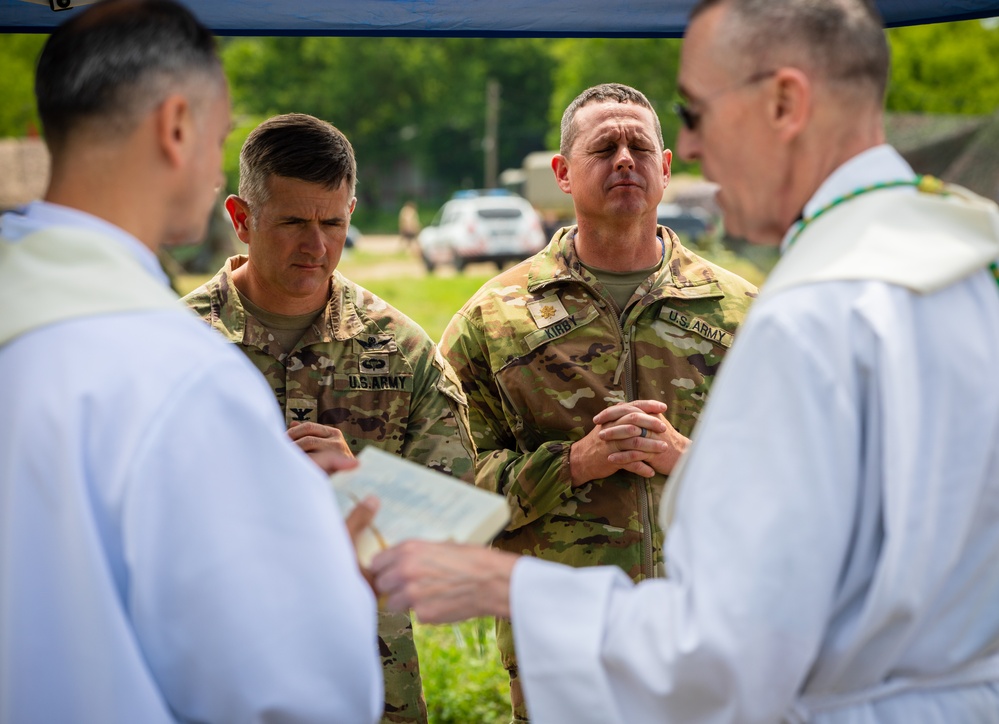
top-left (330, 446), bottom-right (511, 567)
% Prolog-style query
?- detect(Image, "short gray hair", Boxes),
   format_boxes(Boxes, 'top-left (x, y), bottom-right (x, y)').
top-left (36, 0), bottom-right (223, 155)
top-left (690, 0), bottom-right (889, 101)
top-left (559, 83), bottom-right (664, 157)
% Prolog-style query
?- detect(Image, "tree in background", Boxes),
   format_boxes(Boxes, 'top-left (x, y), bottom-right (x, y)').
top-left (3, 22), bottom-right (999, 224)
top-left (222, 36), bottom-right (555, 219)
top-left (887, 19), bottom-right (999, 113)
top-left (546, 38), bottom-right (683, 162)
top-left (0, 34), bottom-right (44, 137)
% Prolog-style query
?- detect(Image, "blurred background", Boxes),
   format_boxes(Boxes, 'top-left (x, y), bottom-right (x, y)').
top-left (3, 21), bottom-right (999, 723)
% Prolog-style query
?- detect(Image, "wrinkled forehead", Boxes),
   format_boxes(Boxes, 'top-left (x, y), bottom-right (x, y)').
top-left (574, 101), bottom-right (659, 143)
top-left (259, 175), bottom-right (354, 214)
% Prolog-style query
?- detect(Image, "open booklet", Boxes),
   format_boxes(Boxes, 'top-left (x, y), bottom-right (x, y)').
top-left (330, 445), bottom-right (511, 567)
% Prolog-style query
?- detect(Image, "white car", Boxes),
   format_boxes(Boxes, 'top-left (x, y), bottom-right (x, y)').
top-left (418, 191), bottom-right (546, 272)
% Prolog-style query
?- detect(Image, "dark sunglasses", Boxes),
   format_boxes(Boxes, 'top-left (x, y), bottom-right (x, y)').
top-left (673, 69), bottom-right (777, 132)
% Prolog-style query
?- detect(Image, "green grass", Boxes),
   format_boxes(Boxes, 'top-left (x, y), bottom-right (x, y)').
top-left (415, 619), bottom-right (510, 724)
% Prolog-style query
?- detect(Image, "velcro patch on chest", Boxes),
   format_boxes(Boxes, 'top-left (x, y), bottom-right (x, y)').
top-left (524, 305), bottom-right (600, 350)
top-left (358, 353), bottom-right (391, 373)
top-left (661, 308), bottom-right (733, 348)
top-left (527, 295), bottom-right (569, 328)
top-left (345, 374), bottom-right (410, 391)
top-left (356, 333), bottom-right (397, 353)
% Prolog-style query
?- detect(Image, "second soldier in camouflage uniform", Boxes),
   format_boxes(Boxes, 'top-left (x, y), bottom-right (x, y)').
top-left (183, 113), bottom-right (475, 724)
top-left (439, 84), bottom-right (757, 722)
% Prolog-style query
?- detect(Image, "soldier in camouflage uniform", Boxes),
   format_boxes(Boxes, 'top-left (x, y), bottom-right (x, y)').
top-left (183, 113), bottom-right (475, 724)
top-left (438, 84), bottom-right (757, 722)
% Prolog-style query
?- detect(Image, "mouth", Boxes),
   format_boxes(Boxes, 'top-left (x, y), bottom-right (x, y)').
top-left (609, 176), bottom-right (642, 191)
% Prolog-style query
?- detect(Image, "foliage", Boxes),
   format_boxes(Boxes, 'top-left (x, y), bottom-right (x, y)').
top-left (222, 113), bottom-right (266, 196)
top-left (415, 619), bottom-right (509, 724)
top-left (221, 37), bottom-right (556, 212)
top-left (546, 38), bottom-right (692, 170)
top-left (0, 34), bottom-right (44, 137)
top-left (887, 19), bottom-right (999, 114)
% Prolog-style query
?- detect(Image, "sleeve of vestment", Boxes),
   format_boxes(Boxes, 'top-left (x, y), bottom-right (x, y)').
top-left (122, 351), bottom-right (383, 724)
top-left (511, 293), bottom-right (860, 723)
top-left (441, 310), bottom-right (574, 530)
top-left (400, 337), bottom-right (477, 482)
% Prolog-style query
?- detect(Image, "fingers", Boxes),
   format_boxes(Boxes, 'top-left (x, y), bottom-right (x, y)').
top-left (310, 449), bottom-right (360, 476)
top-left (598, 423), bottom-right (670, 448)
top-left (345, 494), bottom-right (380, 542)
top-left (288, 422), bottom-right (346, 442)
top-left (592, 399), bottom-right (668, 425)
top-left (289, 423), bottom-right (354, 459)
top-left (370, 542), bottom-right (516, 623)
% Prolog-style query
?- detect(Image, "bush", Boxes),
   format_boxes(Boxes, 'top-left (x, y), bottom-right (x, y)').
top-left (415, 619), bottom-right (509, 724)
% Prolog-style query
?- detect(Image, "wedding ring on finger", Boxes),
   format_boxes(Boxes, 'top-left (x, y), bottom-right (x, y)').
top-left (639, 427), bottom-right (648, 438)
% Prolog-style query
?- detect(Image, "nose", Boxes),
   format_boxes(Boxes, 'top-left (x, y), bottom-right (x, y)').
top-left (300, 224), bottom-right (327, 255)
top-left (614, 144), bottom-right (635, 170)
top-left (676, 126), bottom-right (700, 163)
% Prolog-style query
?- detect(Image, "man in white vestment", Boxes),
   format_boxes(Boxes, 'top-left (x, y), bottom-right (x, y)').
top-left (370, 0), bottom-right (999, 721)
top-left (0, 1), bottom-right (382, 722)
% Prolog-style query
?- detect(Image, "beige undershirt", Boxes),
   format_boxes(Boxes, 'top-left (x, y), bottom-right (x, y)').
top-left (237, 290), bottom-right (325, 354)
top-left (581, 238), bottom-right (664, 315)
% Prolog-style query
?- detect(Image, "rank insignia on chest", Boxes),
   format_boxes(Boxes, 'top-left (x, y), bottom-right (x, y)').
top-left (527, 295), bottom-right (569, 328)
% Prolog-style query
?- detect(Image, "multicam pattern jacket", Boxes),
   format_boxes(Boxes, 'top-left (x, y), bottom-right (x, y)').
top-left (183, 255), bottom-right (475, 724)
top-left (441, 227), bottom-right (757, 583)
top-left (183, 256), bottom-right (475, 476)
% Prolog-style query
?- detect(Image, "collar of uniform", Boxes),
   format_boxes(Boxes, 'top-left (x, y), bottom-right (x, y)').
top-left (525, 225), bottom-right (576, 293)
top-left (328, 271), bottom-right (366, 342)
top-left (525, 224), bottom-right (723, 302)
top-left (200, 254), bottom-right (248, 344)
top-left (205, 255), bottom-right (349, 348)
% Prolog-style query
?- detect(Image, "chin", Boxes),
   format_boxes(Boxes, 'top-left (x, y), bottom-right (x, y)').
top-left (162, 227), bottom-right (208, 249)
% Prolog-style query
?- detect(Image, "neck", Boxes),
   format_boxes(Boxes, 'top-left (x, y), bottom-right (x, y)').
top-left (231, 263), bottom-right (334, 317)
top-left (775, 102), bottom-right (885, 244)
top-left (44, 139), bottom-right (168, 254)
top-left (573, 214), bottom-right (662, 271)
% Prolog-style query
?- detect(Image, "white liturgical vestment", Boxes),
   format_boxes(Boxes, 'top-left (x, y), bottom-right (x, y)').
top-left (0, 202), bottom-right (382, 723)
top-left (510, 146), bottom-right (999, 723)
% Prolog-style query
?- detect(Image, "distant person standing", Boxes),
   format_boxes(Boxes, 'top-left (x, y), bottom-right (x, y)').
top-left (183, 113), bottom-right (476, 724)
top-left (399, 200), bottom-right (421, 249)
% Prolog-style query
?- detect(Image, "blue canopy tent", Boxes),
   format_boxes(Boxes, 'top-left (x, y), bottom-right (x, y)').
top-left (2, 0), bottom-right (999, 35)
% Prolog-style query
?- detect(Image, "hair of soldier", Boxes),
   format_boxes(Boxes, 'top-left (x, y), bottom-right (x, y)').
top-left (35, 0), bottom-right (223, 156)
top-left (689, 0), bottom-right (889, 102)
top-left (559, 83), bottom-right (664, 157)
top-left (238, 113), bottom-right (357, 213)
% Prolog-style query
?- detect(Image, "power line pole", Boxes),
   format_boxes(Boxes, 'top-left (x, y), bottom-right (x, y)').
top-left (484, 78), bottom-right (501, 189)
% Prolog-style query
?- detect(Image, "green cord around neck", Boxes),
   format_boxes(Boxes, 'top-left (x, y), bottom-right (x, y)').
top-left (785, 174), bottom-right (999, 289)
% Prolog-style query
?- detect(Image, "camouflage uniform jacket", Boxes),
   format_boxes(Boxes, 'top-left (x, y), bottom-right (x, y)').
top-left (183, 255), bottom-right (475, 475)
top-left (441, 227), bottom-right (757, 582)
top-left (183, 255), bottom-right (475, 724)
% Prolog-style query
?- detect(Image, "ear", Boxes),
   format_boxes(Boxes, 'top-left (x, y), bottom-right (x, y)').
top-left (154, 93), bottom-right (194, 169)
top-left (552, 154), bottom-right (572, 195)
top-left (662, 148), bottom-right (673, 187)
top-left (349, 196), bottom-right (357, 214)
top-left (770, 67), bottom-right (811, 142)
top-left (225, 194), bottom-right (253, 245)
